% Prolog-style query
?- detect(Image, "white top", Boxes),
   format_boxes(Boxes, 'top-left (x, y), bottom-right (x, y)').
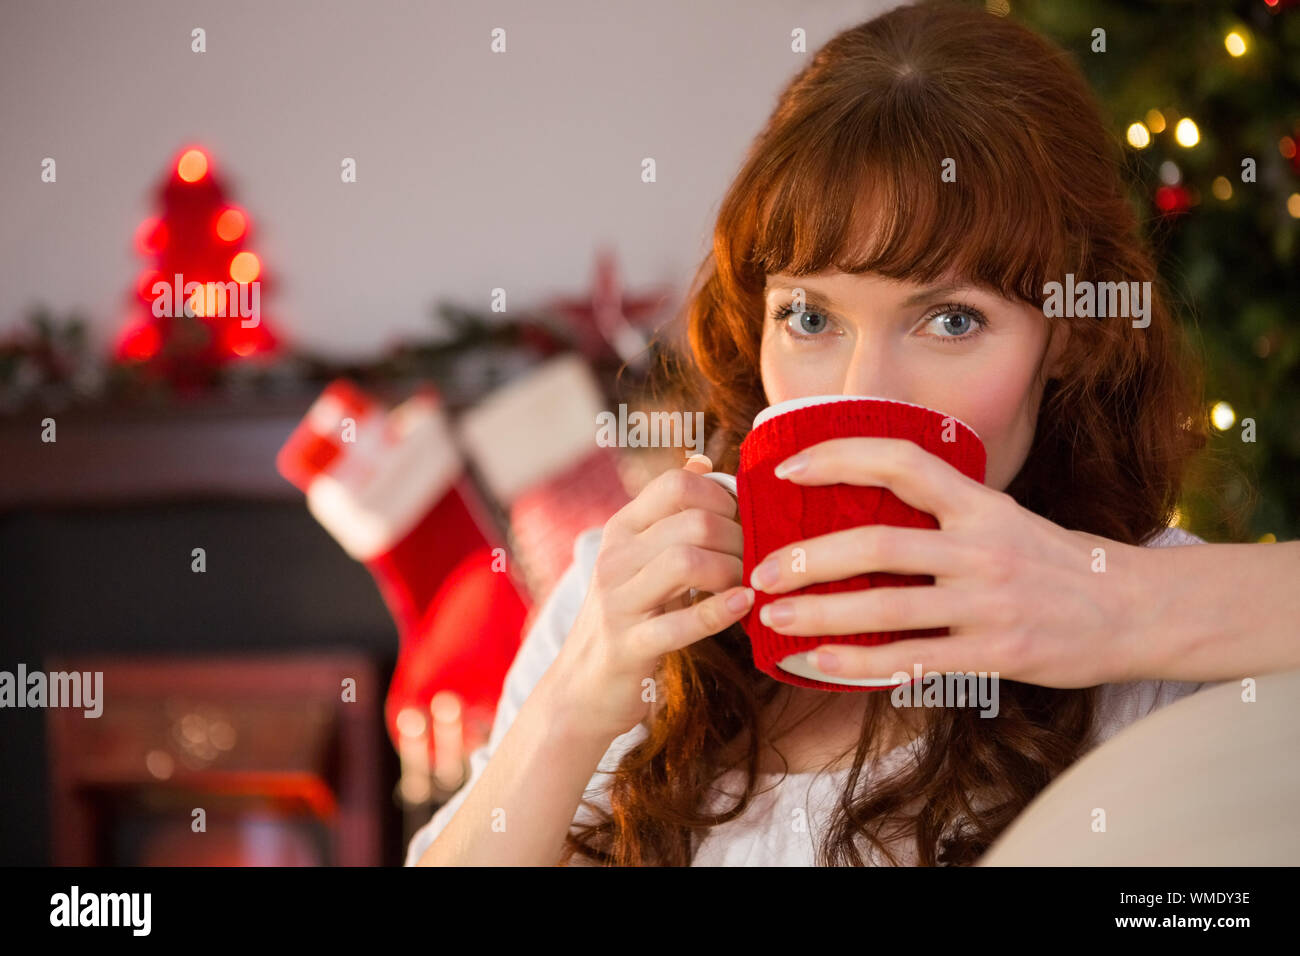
top-left (405, 522), bottom-right (1223, 866)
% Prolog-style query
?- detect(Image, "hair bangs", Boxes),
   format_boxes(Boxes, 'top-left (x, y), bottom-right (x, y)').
top-left (748, 98), bottom-right (1072, 307)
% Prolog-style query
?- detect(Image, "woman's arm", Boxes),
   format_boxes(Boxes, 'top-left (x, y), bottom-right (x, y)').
top-left (415, 672), bottom-right (616, 866)
top-left (1126, 540), bottom-right (1300, 683)
top-left (416, 454), bottom-right (747, 864)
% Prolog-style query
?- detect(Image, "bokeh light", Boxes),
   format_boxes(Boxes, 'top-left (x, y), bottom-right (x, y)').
top-left (215, 208), bottom-right (247, 242)
top-left (229, 251), bottom-right (260, 283)
top-left (177, 148), bottom-right (209, 183)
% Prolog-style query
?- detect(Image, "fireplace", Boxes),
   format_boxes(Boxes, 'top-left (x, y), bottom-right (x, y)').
top-left (0, 392), bottom-right (404, 865)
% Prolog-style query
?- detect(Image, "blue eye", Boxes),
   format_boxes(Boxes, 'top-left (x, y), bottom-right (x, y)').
top-left (936, 312), bottom-right (971, 335)
top-left (771, 304), bottom-right (831, 338)
top-left (923, 305), bottom-right (988, 342)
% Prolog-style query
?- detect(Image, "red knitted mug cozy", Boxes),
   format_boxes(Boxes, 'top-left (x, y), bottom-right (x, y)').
top-left (736, 397), bottom-right (986, 691)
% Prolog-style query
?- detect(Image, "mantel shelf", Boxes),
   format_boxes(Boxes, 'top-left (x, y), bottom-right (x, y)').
top-left (0, 391), bottom-right (337, 509)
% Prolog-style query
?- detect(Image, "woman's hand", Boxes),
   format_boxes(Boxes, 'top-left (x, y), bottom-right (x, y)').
top-left (538, 454), bottom-right (751, 745)
top-left (747, 437), bottom-right (1149, 689)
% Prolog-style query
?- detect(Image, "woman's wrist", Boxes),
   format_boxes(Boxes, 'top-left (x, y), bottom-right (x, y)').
top-left (530, 669), bottom-right (623, 750)
top-left (1122, 539), bottom-right (1300, 683)
top-left (1116, 539), bottom-right (1209, 682)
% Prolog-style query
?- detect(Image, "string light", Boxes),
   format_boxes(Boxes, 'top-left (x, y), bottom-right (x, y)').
top-left (176, 148), bottom-right (208, 183)
top-left (1212, 176), bottom-right (1232, 200)
top-left (135, 269), bottom-right (161, 301)
top-left (229, 251), bottom-right (261, 283)
top-left (135, 217), bottom-right (167, 255)
top-left (118, 321), bottom-right (162, 361)
top-left (187, 282), bottom-right (228, 318)
top-left (1287, 194), bottom-right (1300, 219)
top-left (1210, 401), bottom-right (1236, 431)
top-left (1126, 122), bottom-right (1151, 149)
top-left (1224, 31), bottom-right (1247, 57)
top-left (1174, 118), bottom-right (1200, 147)
top-left (215, 208), bottom-right (247, 242)
top-left (1144, 109), bottom-right (1167, 134)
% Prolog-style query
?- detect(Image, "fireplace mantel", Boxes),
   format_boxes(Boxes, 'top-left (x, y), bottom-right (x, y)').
top-left (0, 389), bottom-right (406, 508)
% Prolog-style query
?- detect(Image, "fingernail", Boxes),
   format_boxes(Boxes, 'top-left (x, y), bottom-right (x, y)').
top-left (760, 601), bottom-right (795, 627)
top-left (807, 649), bottom-right (841, 673)
top-left (750, 559), bottom-right (779, 591)
top-left (774, 452), bottom-right (808, 479)
top-left (726, 588), bottom-right (754, 613)
top-left (685, 454), bottom-right (710, 467)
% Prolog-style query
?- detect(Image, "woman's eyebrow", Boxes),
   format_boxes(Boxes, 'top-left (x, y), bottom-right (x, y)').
top-left (763, 282), bottom-right (838, 309)
top-left (899, 283), bottom-right (977, 306)
top-left (764, 281), bottom-right (982, 310)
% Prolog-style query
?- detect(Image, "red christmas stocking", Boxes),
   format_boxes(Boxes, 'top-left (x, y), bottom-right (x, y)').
top-left (390, 546), bottom-right (530, 788)
top-left (456, 353), bottom-right (632, 605)
top-left (277, 380), bottom-right (530, 754)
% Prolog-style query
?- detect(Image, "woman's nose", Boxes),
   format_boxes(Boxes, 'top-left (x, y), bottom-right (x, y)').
top-left (840, 344), bottom-right (909, 404)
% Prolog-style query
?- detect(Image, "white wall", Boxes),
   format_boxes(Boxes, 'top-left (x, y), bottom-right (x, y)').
top-left (0, 0), bottom-right (895, 358)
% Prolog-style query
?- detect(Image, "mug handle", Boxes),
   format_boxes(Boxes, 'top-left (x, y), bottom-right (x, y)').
top-left (700, 471), bottom-right (737, 497)
top-left (688, 472), bottom-right (738, 603)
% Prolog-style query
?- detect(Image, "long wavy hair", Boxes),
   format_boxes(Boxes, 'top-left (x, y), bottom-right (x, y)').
top-left (560, 0), bottom-right (1208, 866)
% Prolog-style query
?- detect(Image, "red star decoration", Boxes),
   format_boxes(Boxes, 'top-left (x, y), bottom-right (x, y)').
top-left (545, 246), bottom-right (675, 369)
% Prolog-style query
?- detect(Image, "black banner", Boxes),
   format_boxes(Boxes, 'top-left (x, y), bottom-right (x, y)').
top-left (0, 866), bottom-right (1280, 942)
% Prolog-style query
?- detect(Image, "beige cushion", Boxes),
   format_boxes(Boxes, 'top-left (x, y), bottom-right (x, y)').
top-left (978, 667), bottom-right (1300, 865)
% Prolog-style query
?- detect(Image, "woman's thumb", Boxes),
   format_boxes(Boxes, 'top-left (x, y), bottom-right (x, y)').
top-left (683, 453), bottom-right (713, 474)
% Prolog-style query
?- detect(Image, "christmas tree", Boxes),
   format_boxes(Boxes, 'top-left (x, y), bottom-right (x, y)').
top-left (115, 146), bottom-right (279, 390)
top-left (1008, 0), bottom-right (1300, 542)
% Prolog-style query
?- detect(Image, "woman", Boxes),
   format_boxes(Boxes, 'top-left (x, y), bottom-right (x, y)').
top-left (411, 1), bottom-right (1299, 866)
